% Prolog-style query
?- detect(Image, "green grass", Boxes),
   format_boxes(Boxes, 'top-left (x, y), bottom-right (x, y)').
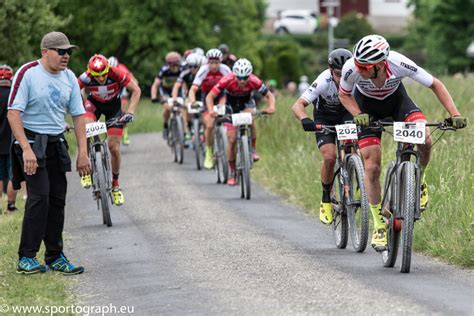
top-left (253, 77), bottom-right (473, 267)
top-left (0, 201), bottom-right (74, 314)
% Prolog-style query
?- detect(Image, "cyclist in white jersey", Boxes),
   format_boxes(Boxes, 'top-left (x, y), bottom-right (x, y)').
top-left (339, 34), bottom-right (467, 251)
top-left (292, 48), bottom-right (353, 225)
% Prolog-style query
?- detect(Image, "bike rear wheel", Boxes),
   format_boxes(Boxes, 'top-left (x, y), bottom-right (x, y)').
top-left (193, 119), bottom-right (204, 170)
top-left (400, 162), bottom-right (416, 273)
top-left (331, 165), bottom-right (348, 248)
top-left (382, 161), bottom-right (400, 268)
top-left (95, 150), bottom-right (112, 227)
top-left (240, 135), bottom-right (251, 200)
top-left (347, 155), bottom-right (369, 252)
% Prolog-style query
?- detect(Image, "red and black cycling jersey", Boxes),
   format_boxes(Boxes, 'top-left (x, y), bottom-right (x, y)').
top-left (211, 73), bottom-right (268, 104)
top-left (193, 64), bottom-right (231, 93)
top-left (222, 54), bottom-right (237, 68)
top-left (156, 64), bottom-right (185, 90)
top-left (78, 66), bottom-right (131, 103)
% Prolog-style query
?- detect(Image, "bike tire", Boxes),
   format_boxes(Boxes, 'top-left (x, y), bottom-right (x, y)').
top-left (95, 150), bottom-right (112, 227)
top-left (175, 117), bottom-right (185, 164)
top-left (400, 162), bottom-right (416, 273)
top-left (193, 119), bottom-right (204, 170)
top-left (347, 155), bottom-right (369, 253)
top-left (382, 161), bottom-right (400, 268)
top-left (215, 126), bottom-right (228, 184)
top-left (241, 135), bottom-right (251, 200)
top-left (331, 165), bottom-right (348, 249)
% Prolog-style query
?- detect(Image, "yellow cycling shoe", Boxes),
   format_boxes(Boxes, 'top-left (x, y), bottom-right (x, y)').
top-left (371, 227), bottom-right (387, 252)
top-left (319, 202), bottom-right (333, 225)
top-left (80, 175), bottom-right (92, 189)
top-left (204, 146), bottom-right (214, 169)
top-left (420, 180), bottom-right (429, 209)
top-left (112, 188), bottom-right (124, 206)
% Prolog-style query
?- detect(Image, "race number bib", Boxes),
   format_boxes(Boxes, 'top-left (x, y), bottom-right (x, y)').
top-left (335, 124), bottom-right (358, 140)
top-left (232, 113), bottom-right (253, 126)
top-left (393, 122), bottom-right (425, 144)
top-left (86, 122), bottom-right (107, 138)
top-left (188, 101), bottom-right (203, 114)
top-left (213, 105), bottom-right (226, 116)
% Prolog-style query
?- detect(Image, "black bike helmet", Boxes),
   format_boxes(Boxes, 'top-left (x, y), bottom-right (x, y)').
top-left (328, 48), bottom-right (353, 69)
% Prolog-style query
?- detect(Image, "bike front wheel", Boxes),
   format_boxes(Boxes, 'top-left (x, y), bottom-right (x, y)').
top-left (239, 134), bottom-right (251, 200)
top-left (400, 162), bottom-right (416, 273)
top-left (95, 150), bottom-right (112, 227)
top-left (331, 165), bottom-right (348, 249)
top-left (174, 117), bottom-right (185, 164)
top-left (347, 155), bottom-right (369, 252)
top-left (215, 126), bottom-right (229, 184)
top-left (382, 161), bottom-right (400, 268)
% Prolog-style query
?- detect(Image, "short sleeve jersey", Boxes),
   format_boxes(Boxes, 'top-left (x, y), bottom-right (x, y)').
top-left (300, 69), bottom-right (344, 113)
top-left (78, 66), bottom-right (131, 103)
top-left (192, 64), bottom-right (231, 93)
top-left (156, 65), bottom-right (185, 89)
top-left (8, 60), bottom-right (85, 135)
top-left (211, 73), bottom-right (268, 99)
top-left (339, 51), bottom-right (434, 100)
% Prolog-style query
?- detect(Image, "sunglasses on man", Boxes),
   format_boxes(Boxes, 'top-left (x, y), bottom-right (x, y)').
top-left (49, 48), bottom-right (74, 56)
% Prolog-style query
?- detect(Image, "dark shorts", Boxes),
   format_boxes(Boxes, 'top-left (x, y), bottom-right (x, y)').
top-left (0, 154), bottom-right (12, 180)
top-left (84, 97), bottom-right (124, 137)
top-left (222, 99), bottom-right (257, 131)
top-left (354, 83), bottom-right (426, 149)
top-left (313, 109), bottom-right (353, 148)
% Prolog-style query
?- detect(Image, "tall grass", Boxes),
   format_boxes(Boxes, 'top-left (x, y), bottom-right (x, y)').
top-left (253, 77), bottom-right (473, 267)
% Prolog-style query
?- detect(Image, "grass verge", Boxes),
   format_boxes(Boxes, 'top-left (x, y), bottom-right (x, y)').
top-left (253, 77), bottom-right (473, 267)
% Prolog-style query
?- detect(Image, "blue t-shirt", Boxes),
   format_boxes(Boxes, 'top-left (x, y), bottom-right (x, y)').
top-left (8, 60), bottom-right (85, 135)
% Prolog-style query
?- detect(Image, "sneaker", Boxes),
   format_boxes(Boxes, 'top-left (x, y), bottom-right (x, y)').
top-left (185, 132), bottom-right (192, 141)
top-left (48, 254), bottom-right (84, 275)
top-left (7, 203), bottom-right (18, 213)
top-left (228, 171), bottom-right (237, 186)
top-left (122, 127), bottom-right (130, 145)
top-left (162, 128), bottom-right (169, 140)
top-left (112, 188), bottom-right (124, 206)
top-left (204, 147), bottom-right (214, 169)
top-left (17, 257), bottom-right (47, 274)
top-left (420, 180), bottom-right (429, 209)
top-left (319, 202), bottom-right (333, 225)
top-left (81, 175), bottom-right (92, 189)
top-left (371, 227), bottom-right (387, 252)
top-left (252, 151), bottom-right (260, 162)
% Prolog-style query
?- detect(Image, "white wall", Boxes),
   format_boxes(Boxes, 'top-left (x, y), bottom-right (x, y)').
top-left (266, 0), bottom-right (318, 17)
top-left (369, 0), bottom-right (412, 17)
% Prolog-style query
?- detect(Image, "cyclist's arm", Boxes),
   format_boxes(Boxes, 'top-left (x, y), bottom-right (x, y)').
top-left (171, 81), bottom-right (182, 100)
top-left (150, 78), bottom-right (161, 100)
top-left (188, 84), bottom-right (199, 104)
top-left (339, 91), bottom-right (363, 116)
top-left (125, 80), bottom-right (141, 114)
top-left (430, 77), bottom-right (461, 116)
top-left (263, 91), bottom-right (276, 113)
top-left (291, 98), bottom-right (310, 120)
top-left (206, 90), bottom-right (216, 113)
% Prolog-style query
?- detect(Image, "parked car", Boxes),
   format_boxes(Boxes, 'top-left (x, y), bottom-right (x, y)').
top-left (273, 10), bottom-right (318, 34)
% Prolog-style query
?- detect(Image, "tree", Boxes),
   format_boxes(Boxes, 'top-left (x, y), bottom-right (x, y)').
top-left (334, 11), bottom-right (374, 46)
top-left (0, 0), bottom-right (67, 68)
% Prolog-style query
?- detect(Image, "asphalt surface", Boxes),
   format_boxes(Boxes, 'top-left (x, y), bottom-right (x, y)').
top-left (65, 133), bottom-right (473, 315)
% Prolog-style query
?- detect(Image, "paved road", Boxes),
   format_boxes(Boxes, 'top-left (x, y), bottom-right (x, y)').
top-left (65, 133), bottom-right (473, 315)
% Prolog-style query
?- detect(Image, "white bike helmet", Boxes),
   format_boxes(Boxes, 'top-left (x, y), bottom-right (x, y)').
top-left (233, 58), bottom-right (253, 77)
top-left (206, 48), bottom-right (223, 61)
top-left (186, 53), bottom-right (202, 67)
top-left (192, 47), bottom-right (205, 56)
top-left (353, 34), bottom-right (390, 65)
top-left (108, 56), bottom-right (119, 67)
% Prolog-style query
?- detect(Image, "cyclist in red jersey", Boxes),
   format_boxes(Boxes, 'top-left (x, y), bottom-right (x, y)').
top-left (78, 54), bottom-right (141, 206)
top-left (108, 56), bottom-right (138, 145)
top-left (189, 48), bottom-right (231, 169)
top-left (207, 58), bottom-right (276, 186)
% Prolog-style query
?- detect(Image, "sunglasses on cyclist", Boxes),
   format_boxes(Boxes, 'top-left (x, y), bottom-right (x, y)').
top-left (49, 48), bottom-right (73, 56)
top-left (89, 66), bottom-right (110, 77)
top-left (332, 70), bottom-right (342, 77)
top-left (354, 60), bottom-right (375, 72)
top-left (236, 75), bottom-right (249, 81)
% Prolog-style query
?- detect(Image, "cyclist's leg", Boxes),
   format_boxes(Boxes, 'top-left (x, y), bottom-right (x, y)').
top-left (161, 88), bottom-right (172, 136)
top-left (225, 123), bottom-right (237, 185)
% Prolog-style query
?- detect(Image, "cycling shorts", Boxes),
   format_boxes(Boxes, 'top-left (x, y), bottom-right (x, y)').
top-left (354, 83), bottom-right (426, 149)
top-left (313, 108), bottom-right (353, 148)
top-left (84, 96), bottom-right (124, 137)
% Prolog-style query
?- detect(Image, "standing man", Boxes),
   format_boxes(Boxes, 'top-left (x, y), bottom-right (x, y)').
top-left (8, 31), bottom-right (90, 274)
top-left (0, 65), bottom-right (18, 213)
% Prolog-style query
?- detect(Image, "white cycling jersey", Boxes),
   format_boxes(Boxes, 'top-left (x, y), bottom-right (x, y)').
top-left (300, 69), bottom-right (344, 112)
top-left (339, 51), bottom-right (434, 100)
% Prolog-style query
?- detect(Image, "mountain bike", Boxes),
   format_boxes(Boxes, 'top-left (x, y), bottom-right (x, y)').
top-left (370, 119), bottom-right (456, 273)
top-left (310, 123), bottom-right (369, 251)
top-left (187, 101), bottom-right (205, 170)
top-left (167, 97), bottom-right (185, 164)
top-left (85, 119), bottom-right (115, 227)
top-left (213, 104), bottom-right (229, 184)
top-left (231, 110), bottom-right (268, 200)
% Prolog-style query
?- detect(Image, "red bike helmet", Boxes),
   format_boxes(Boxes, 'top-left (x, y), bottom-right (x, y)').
top-left (0, 65), bottom-right (13, 82)
top-left (88, 54), bottom-right (110, 77)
